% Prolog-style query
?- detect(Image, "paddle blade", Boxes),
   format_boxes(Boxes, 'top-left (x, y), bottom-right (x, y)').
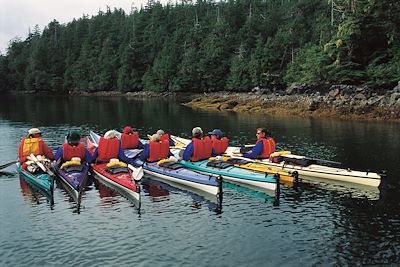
top-left (129, 165), bottom-right (144, 181)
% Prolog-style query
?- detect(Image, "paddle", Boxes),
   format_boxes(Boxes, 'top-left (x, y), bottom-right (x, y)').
top-left (0, 161), bottom-right (16, 170)
top-left (128, 164), bottom-right (144, 181)
top-left (28, 154), bottom-right (56, 177)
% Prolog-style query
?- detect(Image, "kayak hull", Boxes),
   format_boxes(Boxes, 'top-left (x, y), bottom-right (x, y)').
top-left (16, 162), bottom-right (54, 199)
top-left (173, 135), bottom-right (382, 187)
top-left (91, 163), bottom-right (140, 206)
top-left (131, 158), bottom-right (222, 202)
top-left (54, 163), bottom-right (90, 206)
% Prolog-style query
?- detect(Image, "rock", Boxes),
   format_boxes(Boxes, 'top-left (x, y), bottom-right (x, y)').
top-left (328, 88), bottom-right (340, 98)
top-left (354, 93), bottom-right (367, 101)
top-left (389, 93), bottom-right (400, 106)
top-left (308, 100), bottom-right (320, 111)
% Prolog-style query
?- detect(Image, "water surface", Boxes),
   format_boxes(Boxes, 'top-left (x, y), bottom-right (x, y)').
top-left (1, 94), bottom-right (400, 266)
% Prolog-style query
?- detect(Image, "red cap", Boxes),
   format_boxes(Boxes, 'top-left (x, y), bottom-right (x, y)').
top-left (123, 126), bottom-right (133, 134)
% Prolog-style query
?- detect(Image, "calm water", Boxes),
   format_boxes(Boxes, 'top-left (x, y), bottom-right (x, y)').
top-left (1, 94), bottom-right (400, 266)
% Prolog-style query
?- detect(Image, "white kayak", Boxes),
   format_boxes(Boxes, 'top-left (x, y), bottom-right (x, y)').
top-left (171, 135), bottom-right (383, 187)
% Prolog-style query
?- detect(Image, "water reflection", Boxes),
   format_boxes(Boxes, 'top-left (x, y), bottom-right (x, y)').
top-left (141, 178), bottom-right (222, 213)
top-left (19, 177), bottom-right (48, 205)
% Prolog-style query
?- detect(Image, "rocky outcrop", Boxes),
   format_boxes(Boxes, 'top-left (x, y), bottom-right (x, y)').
top-left (184, 83), bottom-right (400, 121)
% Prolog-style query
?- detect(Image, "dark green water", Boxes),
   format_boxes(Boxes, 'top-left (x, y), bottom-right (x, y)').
top-left (1, 94), bottom-right (400, 266)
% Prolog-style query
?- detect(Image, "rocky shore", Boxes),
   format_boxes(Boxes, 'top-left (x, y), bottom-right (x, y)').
top-left (184, 83), bottom-right (400, 121)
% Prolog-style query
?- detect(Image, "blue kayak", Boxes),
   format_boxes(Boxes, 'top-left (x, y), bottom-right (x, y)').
top-left (16, 162), bottom-right (54, 199)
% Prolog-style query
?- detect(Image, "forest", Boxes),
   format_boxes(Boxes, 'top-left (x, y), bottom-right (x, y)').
top-left (0, 0), bottom-right (399, 93)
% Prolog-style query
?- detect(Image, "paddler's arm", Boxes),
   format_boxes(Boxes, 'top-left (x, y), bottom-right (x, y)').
top-left (54, 147), bottom-right (63, 161)
top-left (42, 142), bottom-right (55, 160)
top-left (139, 144), bottom-right (150, 161)
top-left (182, 142), bottom-right (193, 161)
top-left (243, 142), bottom-right (263, 159)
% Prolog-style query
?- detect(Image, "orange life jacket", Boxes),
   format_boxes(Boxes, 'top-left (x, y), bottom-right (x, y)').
top-left (256, 138), bottom-right (276, 159)
top-left (97, 137), bottom-right (119, 162)
top-left (190, 137), bottom-right (212, 162)
top-left (62, 143), bottom-right (85, 161)
top-left (211, 136), bottom-right (229, 155)
top-left (160, 133), bottom-right (170, 144)
top-left (120, 132), bottom-right (139, 149)
top-left (148, 140), bottom-right (170, 162)
top-left (20, 137), bottom-right (44, 157)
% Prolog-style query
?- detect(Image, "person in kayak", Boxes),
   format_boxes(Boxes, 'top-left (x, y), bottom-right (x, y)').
top-left (120, 126), bottom-right (145, 149)
top-left (156, 129), bottom-right (175, 146)
top-left (18, 128), bottom-right (55, 169)
top-left (54, 131), bottom-right (93, 163)
top-left (182, 127), bottom-right (214, 161)
top-left (92, 130), bottom-right (133, 164)
top-left (208, 129), bottom-right (229, 155)
top-left (243, 128), bottom-right (276, 159)
top-left (140, 134), bottom-right (173, 162)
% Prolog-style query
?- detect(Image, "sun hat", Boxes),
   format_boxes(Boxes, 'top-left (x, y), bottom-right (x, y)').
top-left (104, 130), bottom-right (117, 139)
top-left (28, 128), bottom-right (41, 135)
top-left (208, 129), bottom-right (223, 138)
top-left (192, 127), bottom-right (203, 136)
top-left (123, 126), bottom-right (134, 134)
top-left (156, 129), bottom-right (165, 135)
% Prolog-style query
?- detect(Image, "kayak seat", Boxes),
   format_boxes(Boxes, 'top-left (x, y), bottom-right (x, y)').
top-left (207, 160), bottom-right (232, 169)
top-left (105, 166), bottom-right (129, 174)
top-left (159, 162), bottom-right (184, 170)
top-left (63, 164), bottom-right (84, 173)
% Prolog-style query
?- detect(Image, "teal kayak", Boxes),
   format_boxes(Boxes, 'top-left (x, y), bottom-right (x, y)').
top-left (175, 154), bottom-right (279, 196)
top-left (16, 162), bottom-right (54, 199)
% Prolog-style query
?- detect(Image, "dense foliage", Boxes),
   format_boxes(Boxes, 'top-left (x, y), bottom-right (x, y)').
top-left (0, 0), bottom-right (399, 93)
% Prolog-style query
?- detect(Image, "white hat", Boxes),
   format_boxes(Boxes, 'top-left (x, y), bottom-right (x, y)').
top-left (104, 130), bottom-right (117, 139)
top-left (156, 129), bottom-right (165, 135)
top-left (192, 127), bottom-right (203, 136)
top-left (28, 128), bottom-right (41, 135)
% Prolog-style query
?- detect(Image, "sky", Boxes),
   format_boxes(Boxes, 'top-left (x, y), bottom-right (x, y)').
top-left (0, 0), bottom-right (166, 55)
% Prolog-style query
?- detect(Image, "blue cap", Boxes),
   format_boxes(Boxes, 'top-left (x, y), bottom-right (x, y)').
top-left (208, 129), bottom-right (223, 138)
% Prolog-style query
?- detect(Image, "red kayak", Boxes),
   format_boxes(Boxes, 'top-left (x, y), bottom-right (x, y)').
top-left (91, 163), bottom-right (140, 207)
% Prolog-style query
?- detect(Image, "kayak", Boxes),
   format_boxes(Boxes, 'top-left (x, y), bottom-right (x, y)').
top-left (89, 131), bottom-right (222, 202)
top-left (54, 161), bottom-right (90, 208)
top-left (91, 163), bottom-right (140, 206)
top-left (172, 135), bottom-right (382, 187)
top-left (16, 162), bottom-right (54, 199)
top-left (176, 155), bottom-right (279, 196)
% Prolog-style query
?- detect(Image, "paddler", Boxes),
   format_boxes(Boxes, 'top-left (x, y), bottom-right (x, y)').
top-left (18, 128), bottom-right (55, 170)
top-left (92, 130), bottom-right (133, 164)
top-left (156, 129), bottom-right (175, 146)
top-left (208, 129), bottom-right (229, 155)
top-left (242, 128), bottom-right (276, 159)
top-left (182, 127), bottom-right (214, 161)
top-left (120, 125), bottom-right (145, 150)
top-left (54, 131), bottom-right (93, 163)
top-left (140, 133), bottom-right (173, 162)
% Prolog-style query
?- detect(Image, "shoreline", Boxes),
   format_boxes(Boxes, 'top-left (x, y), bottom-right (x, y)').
top-left (183, 84), bottom-right (400, 121)
top-left (8, 83), bottom-right (400, 121)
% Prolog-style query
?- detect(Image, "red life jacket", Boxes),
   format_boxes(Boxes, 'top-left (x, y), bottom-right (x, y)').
top-left (211, 136), bottom-right (229, 155)
top-left (20, 137), bottom-right (44, 157)
top-left (62, 143), bottom-right (85, 161)
top-left (160, 134), bottom-right (170, 144)
top-left (120, 132), bottom-right (139, 149)
top-left (190, 137), bottom-right (212, 162)
top-left (256, 138), bottom-right (276, 159)
top-left (148, 141), bottom-right (170, 162)
top-left (97, 137), bottom-right (119, 162)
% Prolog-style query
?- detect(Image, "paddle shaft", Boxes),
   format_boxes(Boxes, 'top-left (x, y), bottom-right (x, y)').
top-left (0, 161), bottom-right (17, 170)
